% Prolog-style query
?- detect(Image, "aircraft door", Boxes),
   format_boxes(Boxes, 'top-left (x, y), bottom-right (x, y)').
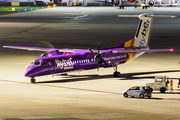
top-left (50, 59), bottom-right (56, 74)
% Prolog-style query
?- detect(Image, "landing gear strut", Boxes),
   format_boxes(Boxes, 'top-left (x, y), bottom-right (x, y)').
top-left (112, 65), bottom-right (121, 77)
top-left (30, 77), bottom-right (36, 83)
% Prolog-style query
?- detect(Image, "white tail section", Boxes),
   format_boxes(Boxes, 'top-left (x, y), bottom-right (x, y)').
top-left (133, 13), bottom-right (152, 47)
top-left (118, 13), bottom-right (176, 48)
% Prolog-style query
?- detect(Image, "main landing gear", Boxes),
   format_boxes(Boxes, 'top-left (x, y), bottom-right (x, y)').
top-left (30, 77), bottom-right (36, 83)
top-left (112, 65), bottom-right (121, 77)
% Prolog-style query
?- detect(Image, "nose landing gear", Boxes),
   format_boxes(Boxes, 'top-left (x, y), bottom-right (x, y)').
top-left (113, 71), bottom-right (121, 77)
top-left (112, 64), bottom-right (121, 77)
top-left (30, 77), bottom-right (36, 83)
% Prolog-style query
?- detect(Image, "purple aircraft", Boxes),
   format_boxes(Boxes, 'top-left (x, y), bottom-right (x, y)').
top-left (3, 13), bottom-right (176, 83)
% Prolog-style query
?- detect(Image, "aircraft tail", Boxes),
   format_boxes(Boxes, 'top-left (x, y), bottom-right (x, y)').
top-left (117, 13), bottom-right (176, 48)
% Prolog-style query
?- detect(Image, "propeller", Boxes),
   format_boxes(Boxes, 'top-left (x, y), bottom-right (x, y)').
top-left (88, 42), bottom-right (110, 71)
top-left (33, 41), bottom-right (55, 59)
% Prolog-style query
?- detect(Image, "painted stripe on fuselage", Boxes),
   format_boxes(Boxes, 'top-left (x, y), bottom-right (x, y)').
top-left (124, 38), bottom-right (136, 62)
top-left (126, 53), bottom-right (136, 63)
top-left (124, 38), bottom-right (135, 48)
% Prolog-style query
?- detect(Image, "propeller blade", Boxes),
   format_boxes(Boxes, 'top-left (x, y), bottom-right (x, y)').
top-left (100, 58), bottom-right (108, 65)
top-left (101, 51), bottom-right (111, 56)
top-left (88, 48), bottom-right (96, 55)
top-left (97, 42), bottom-right (100, 54)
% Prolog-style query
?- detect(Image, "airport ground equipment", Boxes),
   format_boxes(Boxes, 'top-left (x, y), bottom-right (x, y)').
top-left (146, 76), bottom-right (169, 93)
top-left (123, 86), bottom-right (153, 98)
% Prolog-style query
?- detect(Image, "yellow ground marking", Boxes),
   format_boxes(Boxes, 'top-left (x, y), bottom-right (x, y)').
top-left (109, 111), bottom-right (180, 120)
top-left (38, 76), bottom-right (89, 83)
top-left (122, 68), bottom-right (180, 75)
top-left (0, 68), bottom-right (179, 85)
top-left (4, 38), bottom-right (28, 39)
top-left (32, 28), bottom-right (62, 30)
top-left (0, 81), bottom-right (29, 86)
top-left (154, 68), bottom-right (180, 70)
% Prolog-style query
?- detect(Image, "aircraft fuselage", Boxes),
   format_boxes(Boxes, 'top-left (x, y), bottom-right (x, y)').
top-left (25, 51), bottom-right (130, 77)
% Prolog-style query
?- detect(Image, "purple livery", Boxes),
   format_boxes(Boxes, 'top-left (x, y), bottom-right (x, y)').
top-left (3, 13), bottom-right (176, 83)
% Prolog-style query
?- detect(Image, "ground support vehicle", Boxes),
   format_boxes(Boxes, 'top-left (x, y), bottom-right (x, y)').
top-left (146, 76), bottom-right (169, 93)
top-left (123, 86), bottom-right (153, 99)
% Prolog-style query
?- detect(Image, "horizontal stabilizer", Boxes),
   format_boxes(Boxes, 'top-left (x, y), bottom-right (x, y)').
top-left (118, 13), bottom-right (176, 20)
top-left (118, 15), bottom-right (139, 17)
top-left (112, 49), bottom-right (174, 53)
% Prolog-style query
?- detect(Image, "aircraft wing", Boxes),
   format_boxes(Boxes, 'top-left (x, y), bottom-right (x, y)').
top-left (3, 45), bottom-right (74, 53)
top-left (112, 49), bottom-right (174, 53)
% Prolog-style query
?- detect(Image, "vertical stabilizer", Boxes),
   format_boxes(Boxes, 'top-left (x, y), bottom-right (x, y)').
top-left (118, 13), bottom-right (176, 48)
top-left (116, 13), bottom-right (176, 49)
top-left (133, 13), bottom-right (153, 48)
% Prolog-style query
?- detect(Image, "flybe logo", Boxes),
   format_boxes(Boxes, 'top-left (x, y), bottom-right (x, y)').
top-left (139, 20), bottom-right (150, 47)
top-left (55, 58), bottom-right (74, 69)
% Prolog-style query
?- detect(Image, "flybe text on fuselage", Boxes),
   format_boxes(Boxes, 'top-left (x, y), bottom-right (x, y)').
top-left (55, 58), bottom-right (74, 69)
top-left (139, 20), bottom-right (150, 47)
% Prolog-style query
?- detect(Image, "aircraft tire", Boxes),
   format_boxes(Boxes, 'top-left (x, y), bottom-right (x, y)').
top-left (31, 78), bottom-right (36, 83)
top-left (113, 71), bottom-right (121, 77)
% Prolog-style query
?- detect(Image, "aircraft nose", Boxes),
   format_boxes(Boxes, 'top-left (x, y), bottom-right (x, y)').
top-left (24, 70), bottom-right (31, 77)
top-left (24, 67), bottom-right (35, 77)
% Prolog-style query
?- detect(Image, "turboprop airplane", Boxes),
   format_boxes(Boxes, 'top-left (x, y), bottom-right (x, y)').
top-left (3, 13), bottom-right (176, 83)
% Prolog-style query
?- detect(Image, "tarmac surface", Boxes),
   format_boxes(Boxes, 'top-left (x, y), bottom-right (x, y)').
top-left (0, 7), bottom-right (180, 120)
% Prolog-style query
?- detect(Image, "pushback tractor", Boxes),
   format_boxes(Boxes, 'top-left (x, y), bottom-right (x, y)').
top-left (146, 76), bottom-right (169, 93)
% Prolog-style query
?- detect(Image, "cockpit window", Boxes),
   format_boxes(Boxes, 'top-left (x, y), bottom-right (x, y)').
top-left (30, 61), bottom-right (47, 66)
top-left (41, 61), bottom-right (47, 66)
top-left (31, 62), bottom-right (41, 66)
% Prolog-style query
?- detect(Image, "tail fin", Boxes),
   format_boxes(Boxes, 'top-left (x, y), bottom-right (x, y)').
top-left (133, 14), bottom-right (152, 48)
top-left (118, 13), bottom-right (176, 48)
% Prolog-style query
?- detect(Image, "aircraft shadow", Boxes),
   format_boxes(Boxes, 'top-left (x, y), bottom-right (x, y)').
top-left (37, 70), bottom-right (180, 83)
top-left (35, 70), bottom-right (180, 97)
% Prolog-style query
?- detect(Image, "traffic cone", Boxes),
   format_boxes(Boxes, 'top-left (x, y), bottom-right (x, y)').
top-left (157, 2), bottom-right (161, 7)
top-left (169, 79), bottom-right (173, 91)
top-left (169, 1), bottom-right (173, 7)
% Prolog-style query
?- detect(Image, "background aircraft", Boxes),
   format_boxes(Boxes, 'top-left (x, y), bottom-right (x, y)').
top-left (3, 13), bottom-right (176, 83)
top-left (0, 0), bottom-right (113, 6)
